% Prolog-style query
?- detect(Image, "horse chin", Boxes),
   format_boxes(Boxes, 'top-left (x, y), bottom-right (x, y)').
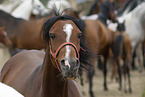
top-left (62, 72), bottom-right (78, 80)
top-left (66, 77), bottom-right (75, 80)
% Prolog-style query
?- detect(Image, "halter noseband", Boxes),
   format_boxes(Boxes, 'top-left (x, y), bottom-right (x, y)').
top-left (49, 40), bottom-right (80, 72)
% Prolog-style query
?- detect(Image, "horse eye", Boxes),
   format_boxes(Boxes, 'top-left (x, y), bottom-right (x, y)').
top-left (78, 33), bottom-right (82, 38)
top-left (49, 33), bottom-right (55, 39)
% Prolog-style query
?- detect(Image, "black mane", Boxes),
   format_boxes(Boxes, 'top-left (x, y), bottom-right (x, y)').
top-left (0, 10), bottom-right (24, 27)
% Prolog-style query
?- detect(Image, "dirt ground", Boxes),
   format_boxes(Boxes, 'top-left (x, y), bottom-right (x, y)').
top-left (76, 67), bottom-right (145, 97)
top-left (0, 47), bottom-right (145, 97)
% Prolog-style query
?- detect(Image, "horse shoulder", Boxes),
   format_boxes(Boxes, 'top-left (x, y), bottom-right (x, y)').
top-left (1, 50), bottom-right (45, 93)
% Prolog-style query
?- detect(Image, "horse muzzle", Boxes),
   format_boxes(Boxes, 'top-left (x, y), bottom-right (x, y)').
top-left (60, 58), bottom-right (80, 79)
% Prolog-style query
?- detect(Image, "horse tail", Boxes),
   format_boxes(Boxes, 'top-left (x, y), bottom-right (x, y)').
top-left (113, 33), bottom-right (124, 59)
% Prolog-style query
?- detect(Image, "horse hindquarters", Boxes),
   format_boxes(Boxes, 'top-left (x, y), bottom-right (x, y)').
top-left (113, 33), bottom-right (124, 90)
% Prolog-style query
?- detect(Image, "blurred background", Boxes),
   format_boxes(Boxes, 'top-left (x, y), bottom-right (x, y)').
top-left (0, 0), bottom-right (145, 97)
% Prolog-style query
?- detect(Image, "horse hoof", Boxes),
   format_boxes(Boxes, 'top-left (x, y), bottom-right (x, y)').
top-left (82, 91), bottom-right (86, 95)
top-left (129, 89), bottom-right (132, 93)
top-left (104, 87), bottom-right (108, 91)
top-left (124, 90), bottom-right (127, 93)
top-left (118, 87), bottom-right (122, 91)
top-left (89, 91), bottom-right (94, 97)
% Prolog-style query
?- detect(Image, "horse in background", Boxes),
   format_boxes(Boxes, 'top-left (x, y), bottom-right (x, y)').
top-left (111, 21), bottom-right (132, 93)
top-left (0, 26), bottom-right (12, 47)
top-left (0, 0), bottom-right (71, 20)
top-left (117, 0), bottom-right (144, 16)
top-left (117, 2), bottom-right (145, 70)
top-left (86, 0), bottom-right (103, 16)
top-left (1, 14), bottom-right (94, 97)
top-left (0, 0), bottom-right (50, 20)
top-left (0, 9), bottom-right (55, 54)
top-left (0, 26), bottom-right (12, 70)
top-left (64, 6), bottom-right (119, 97)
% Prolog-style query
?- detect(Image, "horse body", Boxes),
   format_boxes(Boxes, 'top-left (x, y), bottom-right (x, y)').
top-left (0, 10), bottom-right (55, 50)
top-left (118, 2), bottom-right (145, 69)
top-left (112, 28), bottom-right (132, 92)
top-left (1, 16), bottom-right (84, 97)
top-left (0, 26), bottom-right (12, 47)
top-left (118, 2), bottom-right (145, 52)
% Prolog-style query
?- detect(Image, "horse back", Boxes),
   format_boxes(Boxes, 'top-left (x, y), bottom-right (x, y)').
top-left (1, 50), bottom-right (45, 94)
top-left (96, 20), bottom-right (114, 53)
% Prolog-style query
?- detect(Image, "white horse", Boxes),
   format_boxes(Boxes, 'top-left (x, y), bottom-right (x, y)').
top-left (0, 0), bottom-right (52, 20)
top-left (0, 82), bottom-right (24, 97)
top-left (118, 2), bottom-right (145, 53)
top-left (47, 0), bottom-right (71, 12)
top-left (108, 2), bottom-right (145, 70)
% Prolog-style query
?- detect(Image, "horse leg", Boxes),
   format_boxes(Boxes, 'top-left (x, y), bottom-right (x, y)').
top-left (123, 61), bottom-right (127, 93)
top-left (136, 44), bottom-right (144, 72)
top-left (79, 68), bottom-right (84, 86)
top-left (97, 55), bottom-right (103, 70)
top-left (88, 69), bottom-right (95, 97)
top-left (111, 60), bottom-right (118, 82)
top-left (131, 49), bottom-right (137, 70)
top-left (127, 64), bottom-right (132, 93)
top-left (117, 59), bottom-right (122, 91)
top-left (143, 45), bottom-right (145, 68)
top-left (103, 55), bottom-right (108, 91)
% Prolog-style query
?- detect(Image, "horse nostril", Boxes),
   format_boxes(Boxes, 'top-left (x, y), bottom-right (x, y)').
top-left (60, 59), bottom-right (65, 65)
top-left (60, 58), bottom-right (80, 70)
top-left (60, 59), bottom-right (70, 70)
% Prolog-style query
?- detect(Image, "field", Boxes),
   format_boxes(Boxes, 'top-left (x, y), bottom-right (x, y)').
top-left (76, 65), bottom-right (145, 97)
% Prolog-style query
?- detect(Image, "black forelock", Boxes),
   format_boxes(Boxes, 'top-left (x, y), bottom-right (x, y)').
top-left (42, 15), bottom-right (84, 42)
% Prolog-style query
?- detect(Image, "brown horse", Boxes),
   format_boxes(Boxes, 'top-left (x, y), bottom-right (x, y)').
top-left (86, 0), bottom-right (103, 16)
top-left (0, 26), bottom-right (12, 47)
top-left (0, 10), bottom-right (55, 51)
top-left (111, 21), bottom-right (132, 93)
top-left (0, 14), bottom-right (92, 97)
top-left (64, 6), bottom-right (132, 96)
top-left (64, 7), bottom-right (116, 97)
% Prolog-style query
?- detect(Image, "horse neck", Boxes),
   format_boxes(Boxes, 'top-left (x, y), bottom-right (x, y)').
top-left (40, 48), bottom-right (68, 97)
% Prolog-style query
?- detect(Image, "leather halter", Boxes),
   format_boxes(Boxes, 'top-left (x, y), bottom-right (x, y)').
top-left (49, 40), bottom-right (80, 72)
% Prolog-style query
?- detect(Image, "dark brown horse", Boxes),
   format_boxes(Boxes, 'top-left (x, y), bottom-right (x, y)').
top-left (64, 5), bottom-right (132, 96)
top-left (86, 0), bottom-right (103, 16)
top-left (0, 10), bottom-right (55, 51)
top-left (64, 7), bottom-right (117, 97)
top-left (1, 14), bottom-right (92, 97)
top-left (0, 26), bottom-right (12, 47)
top-left (111, 21), bottom-right (132, 93)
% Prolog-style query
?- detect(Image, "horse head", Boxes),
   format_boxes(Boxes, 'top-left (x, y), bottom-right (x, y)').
top-left (0, 26), bottom-right (12, 47)
top-left (42, 15), bottom-right (83, 79)
top-left (117, 20), bottom-right (126, 32)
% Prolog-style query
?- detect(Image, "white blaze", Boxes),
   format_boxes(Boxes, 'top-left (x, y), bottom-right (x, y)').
top-left (63, 23), bottom-right (73, 60)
